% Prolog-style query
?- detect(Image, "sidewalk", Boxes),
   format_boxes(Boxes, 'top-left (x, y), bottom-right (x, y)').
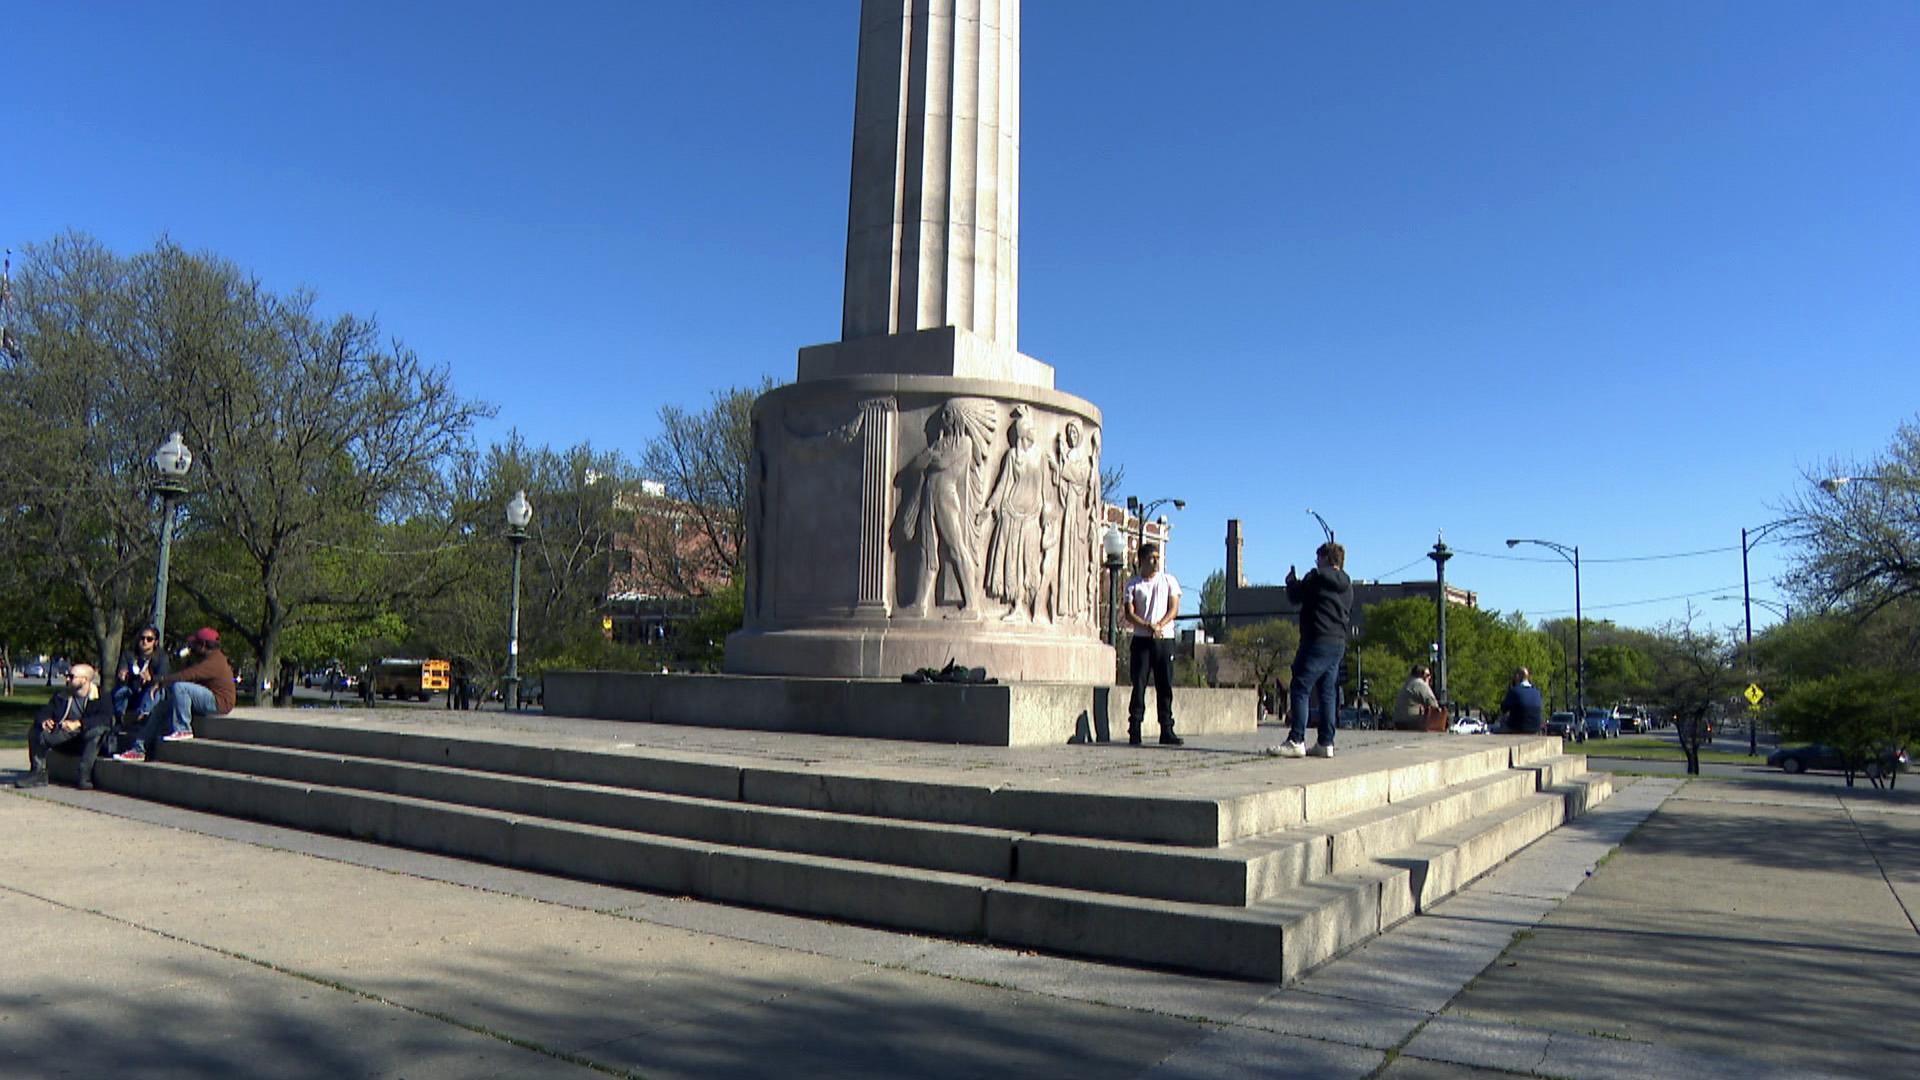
top-left (4, 745), bottom-right (1914, 1078)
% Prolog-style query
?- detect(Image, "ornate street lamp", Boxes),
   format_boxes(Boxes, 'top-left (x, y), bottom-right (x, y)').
top-left (503, 490), bottom-right (532, 711)
top-left (1507, 537), bottom-right (1582, 727)
top-left (1102, 526), bottom-right (1128, 653)
top-left (1429, 532), bottom-right (1453, 707)
top-left (149, 432), bottom-right (193, 646)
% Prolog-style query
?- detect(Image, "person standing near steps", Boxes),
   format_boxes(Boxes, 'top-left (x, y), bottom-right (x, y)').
top-left (1122, 542), bottom-right (1182, 747)
top-left (1266, 541), bottom-right (1353, 759)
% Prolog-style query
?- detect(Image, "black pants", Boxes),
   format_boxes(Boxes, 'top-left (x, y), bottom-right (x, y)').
top-left (1127, 636), bottom-right (1176, 736)
top-left (28, 721), bottom-right (110, 785)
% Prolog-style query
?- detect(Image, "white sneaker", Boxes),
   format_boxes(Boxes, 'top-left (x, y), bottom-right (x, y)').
top-left (1308, 743), bottom-right (1335, 758)
top-left (1265, 741), bottom-right (1307, 758)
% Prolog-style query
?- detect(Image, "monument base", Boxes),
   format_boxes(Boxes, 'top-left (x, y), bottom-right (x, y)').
top-left (545, 670), bottom-right (1257, 747)
top-left (725, 623), bottom-right (1115, 685)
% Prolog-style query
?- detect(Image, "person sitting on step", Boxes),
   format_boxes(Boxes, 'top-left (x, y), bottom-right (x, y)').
top-left (17, 663), bottom-right (115, 790)
top-left (113, 627), bottom-right (235, 762)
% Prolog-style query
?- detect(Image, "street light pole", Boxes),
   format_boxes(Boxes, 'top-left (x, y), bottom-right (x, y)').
top-left (1306, 509), bottom-right (1334, 544)
top-left (1739, 519), bottom-right (1792, 755)
top-left (503, 490), bottom-right (532, 711)
top-left (1102, 526), bottom-right (1127, 655)
top-left (1508, 538), bottom-right (1582, 721)
top-left (149, 432), bottom-right (194, 645)
top-left (1429, 532), bottom-right (1453, 706)
top-left (1125, 496), bottom-right (1186, 567)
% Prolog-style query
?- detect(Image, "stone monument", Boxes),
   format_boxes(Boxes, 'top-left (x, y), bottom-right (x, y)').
top-left (724, 0), bottom-right (1113, 683)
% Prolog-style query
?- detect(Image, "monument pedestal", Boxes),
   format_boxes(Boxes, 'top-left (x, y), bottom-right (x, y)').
top-left (726, 358), bottom-right (1112, 686)
top-left (546, 671), bottom-right (1256, 746)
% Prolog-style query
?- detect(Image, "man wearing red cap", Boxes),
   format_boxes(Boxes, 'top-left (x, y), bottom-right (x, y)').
top-left (114, 627), bottom-right (235, 762)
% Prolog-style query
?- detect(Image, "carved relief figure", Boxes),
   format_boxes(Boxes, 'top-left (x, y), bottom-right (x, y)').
top-left (895, 399), bottom-right (997, 618)
top-left (1054, 420), bottom-right (1099, 623)
top-left (979, 405), bottom-right (1047, 622)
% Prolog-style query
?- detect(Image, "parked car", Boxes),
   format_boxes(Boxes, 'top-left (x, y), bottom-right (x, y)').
top-left (1611, 704), bottom-right (1644, 734)
top-left (1767, 743), bottom-right (1910, 778)
top-left (1545, 711), bottom-right (1577, 738)
top-left (1583, 707), bottom-right (1618, 740)
top-left (20, 661), bottom-right (47, 679)
top-left (1448, 716), bottom-right (1488, 735)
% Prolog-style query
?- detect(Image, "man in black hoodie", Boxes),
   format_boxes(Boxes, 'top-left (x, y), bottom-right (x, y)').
top-left (17, 663), bottom-right (115, 790)
top-left (1267, 541), bottom-right (1354, 758)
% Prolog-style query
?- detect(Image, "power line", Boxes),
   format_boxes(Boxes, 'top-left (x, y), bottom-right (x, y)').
top-left (1530, 581), bottom-right (1765, 617)
top-left (1456, 544), bottom-right (1744, 565)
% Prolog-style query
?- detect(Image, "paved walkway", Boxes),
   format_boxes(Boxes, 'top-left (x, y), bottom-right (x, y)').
top-left (4, 733), bottom-right (1915, 1078)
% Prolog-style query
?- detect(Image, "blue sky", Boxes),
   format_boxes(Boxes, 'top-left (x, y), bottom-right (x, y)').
top-left (8, 1), bottom-right (1916, 632)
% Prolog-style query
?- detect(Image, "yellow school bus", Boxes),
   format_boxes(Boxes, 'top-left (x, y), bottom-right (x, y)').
top-left (370, 658), bottom-right (451, 701)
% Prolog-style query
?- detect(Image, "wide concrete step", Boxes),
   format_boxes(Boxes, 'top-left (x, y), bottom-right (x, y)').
top-left (156, 739), bottom-right (1024, 879)
top-left (88, 717), bottom-right (1612, 982)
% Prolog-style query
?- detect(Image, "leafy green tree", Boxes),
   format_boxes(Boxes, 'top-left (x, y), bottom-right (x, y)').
top-left (1771, 670), bottom-right (1920, 789)
top-left (0, 233), bottom-right (172, 673)
top-left (139, 240), bottom-right (491, 702)
top-left (1223, 618), bottom-right (1298, 702)
top-left (1198, 569), bottom-right (1226, 641)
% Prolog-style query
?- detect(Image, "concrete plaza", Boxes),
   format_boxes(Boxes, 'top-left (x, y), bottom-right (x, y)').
top-left (4, 725), bottom-right (1914, 1079)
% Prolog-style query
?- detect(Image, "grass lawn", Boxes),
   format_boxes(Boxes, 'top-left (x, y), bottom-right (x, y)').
top-left (1564, 736), bottom-right (1759, 766)
top-left (1, 686), bottom-right (57, 750)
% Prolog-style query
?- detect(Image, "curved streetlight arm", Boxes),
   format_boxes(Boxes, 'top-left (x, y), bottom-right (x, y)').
top-left (1507, 537), bottom-right (1583, 720)
top-left (1742, 518), bottom-right (1794, 553)
top-left (1306, 509), bottom-right (1334, 543)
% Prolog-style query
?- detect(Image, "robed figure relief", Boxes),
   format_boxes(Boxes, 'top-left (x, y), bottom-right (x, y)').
top-left (1053, 420), bottom-right (1099, 623)
top-left (895, 400), bottom-right (997, 619)
top-left (979, 405), bottom-right (1047, 622)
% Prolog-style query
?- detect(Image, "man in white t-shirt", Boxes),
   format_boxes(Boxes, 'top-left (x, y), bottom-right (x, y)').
top-left (1123, 542), bottom-right (1182, 746)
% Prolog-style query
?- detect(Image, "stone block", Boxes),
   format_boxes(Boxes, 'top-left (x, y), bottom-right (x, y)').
top-left (509, 820), bottom-right (713, 896)
top-left (706, 848), bottom-right (988, 938)
top-left (983, 882), bottom-right (1286, 980)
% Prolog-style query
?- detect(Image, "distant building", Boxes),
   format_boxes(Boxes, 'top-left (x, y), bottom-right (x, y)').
top-left (1221, 519), bottom-right (1475, 636)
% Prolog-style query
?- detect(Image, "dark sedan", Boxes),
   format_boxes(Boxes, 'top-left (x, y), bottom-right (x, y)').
top-left (1767, 743), bottom-right (1910, 778)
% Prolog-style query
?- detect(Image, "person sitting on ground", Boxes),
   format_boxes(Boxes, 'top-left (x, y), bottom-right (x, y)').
top-left (17, 663), bottom-right (115, 790)
top-left (1494, 667), bottom-right (1544, 734)
top-left (114, 627), bottom-right (235, 762)
top-left (1393, 664), bottom-right (1445, 731)
top-left (112, 624), bottom-right (170, 725)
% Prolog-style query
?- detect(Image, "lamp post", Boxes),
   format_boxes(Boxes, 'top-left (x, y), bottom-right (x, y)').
top-left (1508, 538), bottom-right (1582, 722)
top-left (1102, 526), bottom-right (1127, 653)
top-left (1735, 519), bottom-right (1793, 755)
top-left (149, 432), bottom-right (193, 645)
top-left (1429, 532), bottom-right (1453, 706)
top-left (1125, 496), bottom-right (1185, 566)
top-left (503, 490), bottom-right (531, 711)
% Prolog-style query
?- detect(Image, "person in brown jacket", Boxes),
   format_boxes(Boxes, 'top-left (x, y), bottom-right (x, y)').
top-left (113, 627), bottom-right (235, 762)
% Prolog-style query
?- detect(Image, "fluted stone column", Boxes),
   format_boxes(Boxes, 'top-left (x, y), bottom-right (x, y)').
top-left (726, 0), bottom-right (1113, 685)
top-left (844, 0), bottom-right (1019, 349)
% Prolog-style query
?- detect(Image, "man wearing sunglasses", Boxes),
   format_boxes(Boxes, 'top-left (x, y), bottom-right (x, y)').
top-left (112, 625), bottom-right (170, 724)
top-left (113, 627), bottom-right (234, 762)
top-left (16, 664), bottom-right (114, 790)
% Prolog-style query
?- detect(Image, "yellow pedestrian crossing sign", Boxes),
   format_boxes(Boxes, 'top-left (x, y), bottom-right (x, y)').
top-left (1744, 683), bottom-right (1764, 706)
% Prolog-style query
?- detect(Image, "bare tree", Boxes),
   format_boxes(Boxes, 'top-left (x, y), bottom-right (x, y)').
top-left (1644, 607), bottom-right (1740, 775)
top-left (634, 380), bottom-right (769, 598)
top-left (1786, 416), bottom-right (1920, 621)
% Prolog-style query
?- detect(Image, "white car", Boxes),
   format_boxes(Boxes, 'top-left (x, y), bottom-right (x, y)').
top-left (1448, 717), bottom-right (1488, 735)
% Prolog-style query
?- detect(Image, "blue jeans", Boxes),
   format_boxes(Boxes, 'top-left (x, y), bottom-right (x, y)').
top-left (129, 682), bottom-right (216, 753)
top-left (112, 684), bottom-right (161, 722)
top-left (1288, 637), bottom-right (1347, 746)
